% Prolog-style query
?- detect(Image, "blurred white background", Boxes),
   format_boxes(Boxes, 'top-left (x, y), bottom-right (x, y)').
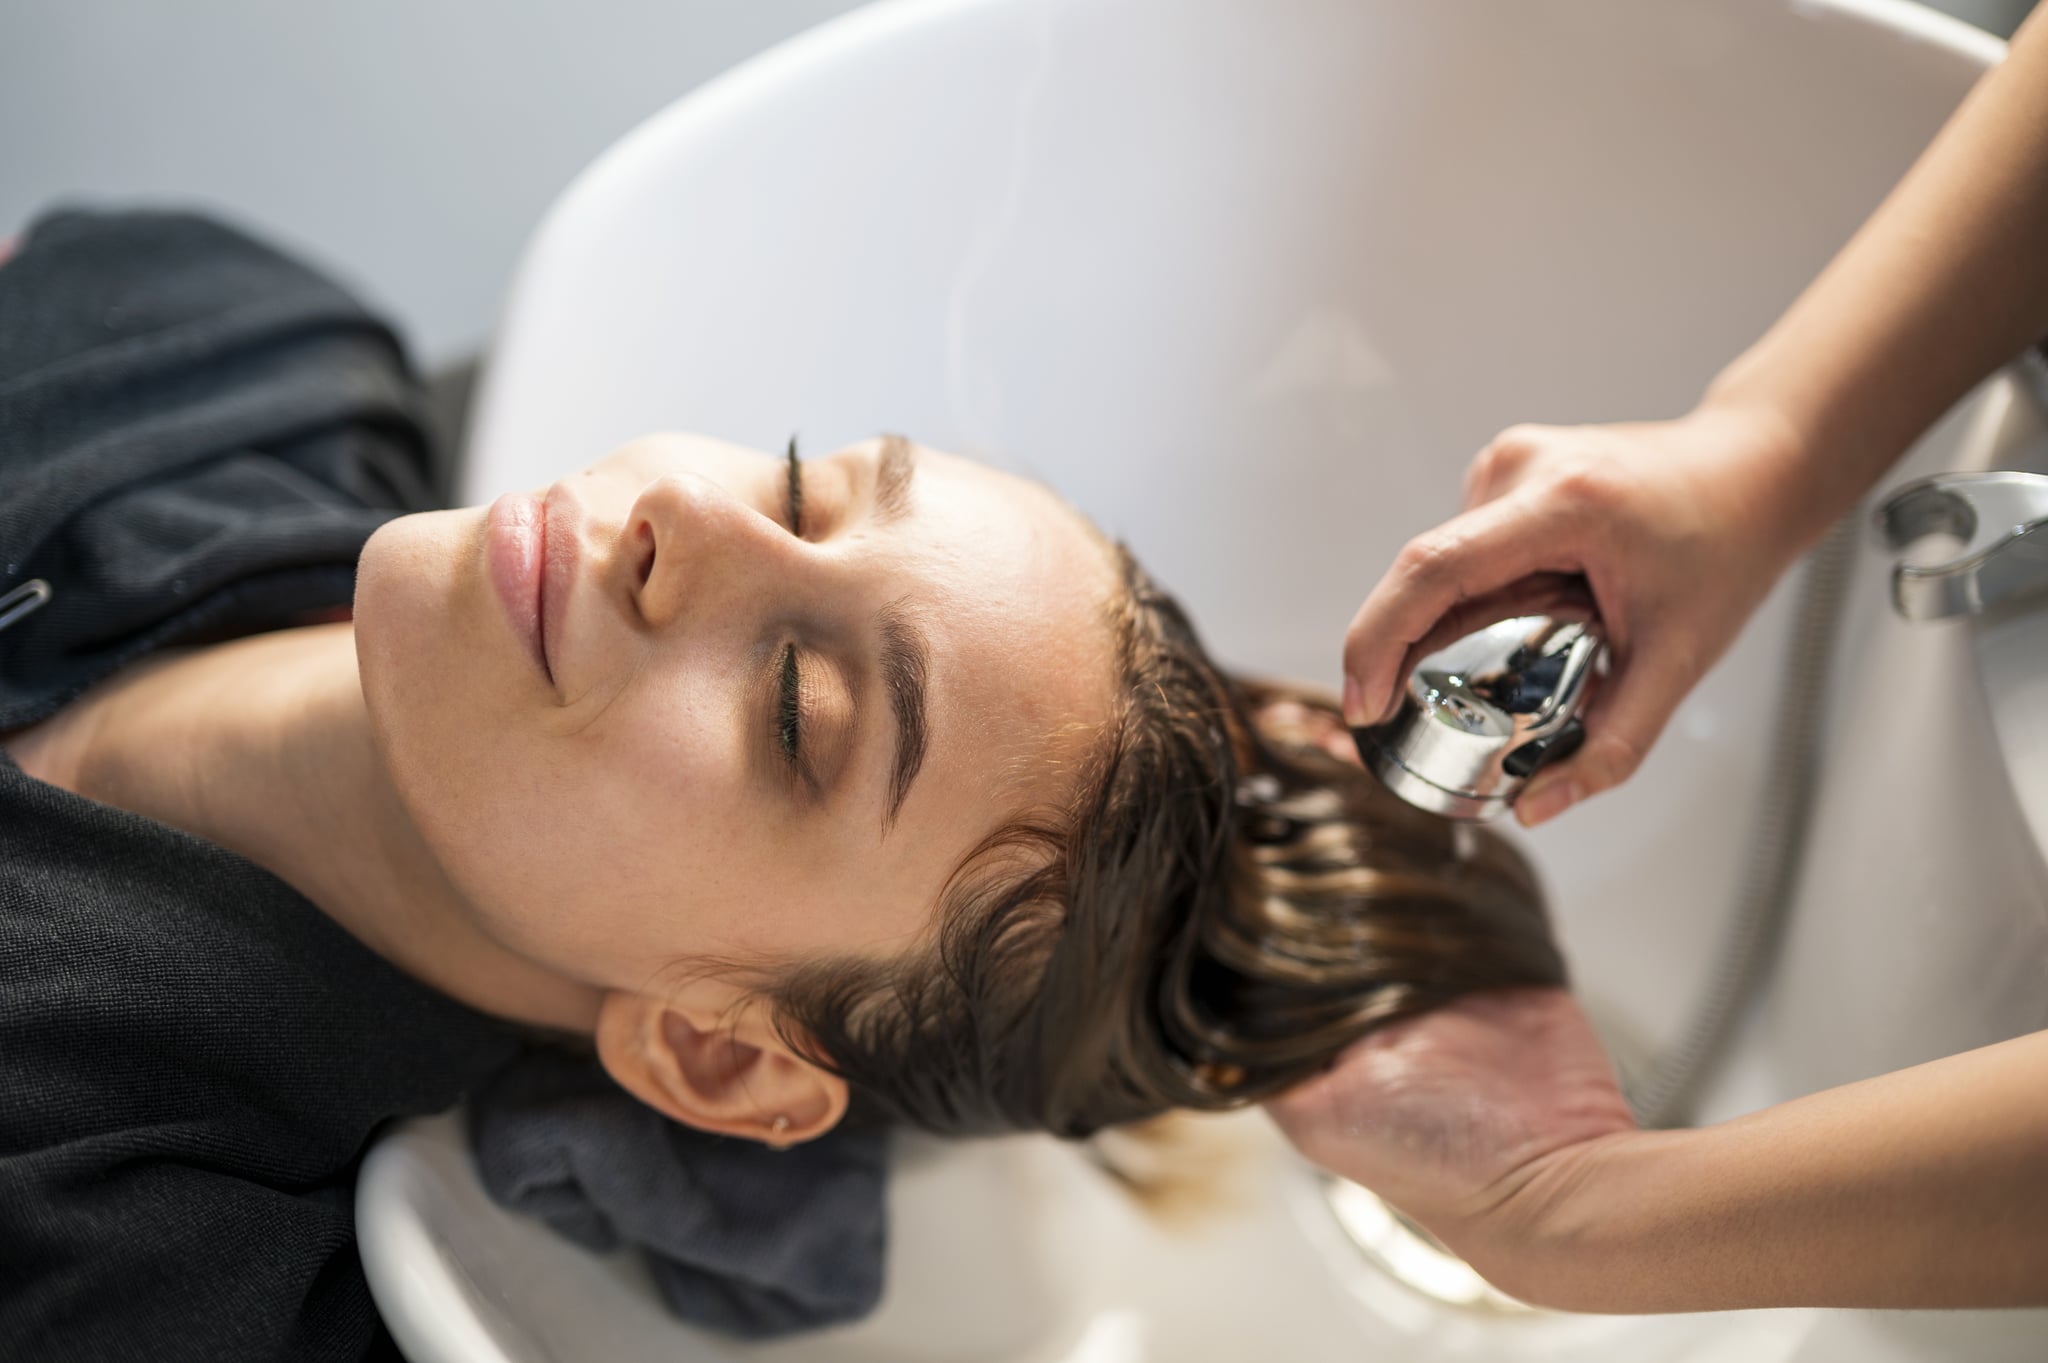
top-left (0, 0), bottom-right (2036, 368)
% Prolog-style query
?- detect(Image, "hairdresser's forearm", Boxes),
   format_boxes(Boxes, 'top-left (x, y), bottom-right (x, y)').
top-left (1702, 5), bottom-right (2048, 550)
top-left (1489, 1029), bottom-right (2048, 1313)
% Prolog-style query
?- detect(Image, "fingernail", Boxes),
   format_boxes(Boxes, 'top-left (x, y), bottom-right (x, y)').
top-left (1517, 779), bottom-right (1577, 828)
top-left (1343, 675), bottom-right (1366, 726)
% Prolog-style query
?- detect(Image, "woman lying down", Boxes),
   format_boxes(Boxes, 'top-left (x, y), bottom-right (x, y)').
top-left (0, 209), bottom-right (1565, 1360)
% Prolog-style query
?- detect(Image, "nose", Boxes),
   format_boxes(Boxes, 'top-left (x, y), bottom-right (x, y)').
top-left (625, 472), bottom-right (805, 629)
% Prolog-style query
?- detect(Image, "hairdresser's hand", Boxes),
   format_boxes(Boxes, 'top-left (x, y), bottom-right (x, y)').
top-left (1262, 987), bottom-right (1634, 1297)
top-left (1342, 402), bottom-right (1825, 828)
top-left (1271, 999), bottom-right (2048, 1313)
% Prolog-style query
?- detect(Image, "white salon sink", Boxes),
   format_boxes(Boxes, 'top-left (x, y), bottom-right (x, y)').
top-left (360, 1), bottom-right (2048, 1359)
top-left (1969, 379), bottom-right (2048, 868)
top-left (1982, 606), bottom-right (2048, 867)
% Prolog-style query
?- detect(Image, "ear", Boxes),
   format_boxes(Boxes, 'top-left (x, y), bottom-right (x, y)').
top-left (593, 983), bottom-right (849, 1148)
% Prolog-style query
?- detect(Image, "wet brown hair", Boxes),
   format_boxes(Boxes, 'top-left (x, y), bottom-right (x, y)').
top-left (759, 546), bottom-right (1566, 1137)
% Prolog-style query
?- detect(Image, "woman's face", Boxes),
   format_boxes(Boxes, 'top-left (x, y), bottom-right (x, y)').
top-left (355, 434), bottom-right (1119, 990)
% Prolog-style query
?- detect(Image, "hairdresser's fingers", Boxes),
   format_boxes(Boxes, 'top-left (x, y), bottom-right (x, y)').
top-left (1460, 424), bottom-right (1554, 509)
top-left (1343, 496), bottom-right (1592, 726)
top-left (1403, 572), bottom-right (1597, 665)
top-left (1262, 987), bottom-right (1635, 1238)
top-left (1364, 574), bottom-right (1597, 727)
top-left (1512, 636), bottom-right (1697, 828)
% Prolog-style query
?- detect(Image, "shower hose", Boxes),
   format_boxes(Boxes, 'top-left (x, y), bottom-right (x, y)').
top-left (1621, 512), bottom-right (1858, 1130)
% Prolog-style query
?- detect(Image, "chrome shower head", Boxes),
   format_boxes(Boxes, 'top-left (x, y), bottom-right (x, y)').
top-left (1351, 615), bottom-right (1606, 822)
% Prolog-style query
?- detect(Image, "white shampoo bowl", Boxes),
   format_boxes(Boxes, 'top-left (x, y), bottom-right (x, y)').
top-left (360, 2), bottom-right (2048, 1359)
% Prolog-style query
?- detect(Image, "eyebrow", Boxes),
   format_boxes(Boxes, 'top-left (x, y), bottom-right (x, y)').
top-left (871, 433), bottom-right (917, 525)
top-left (876, 599), bottom-right (930, 832)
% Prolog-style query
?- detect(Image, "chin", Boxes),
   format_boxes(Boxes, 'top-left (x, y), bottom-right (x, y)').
top-left (353, 509), bottom-right (485, 772)
top-left (353, 508), bottom-right (523, 900)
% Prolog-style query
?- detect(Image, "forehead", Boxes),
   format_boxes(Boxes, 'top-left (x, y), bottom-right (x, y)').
top-left (908, 448), bottom-right (1115, 650)
top-left (900, 446), bottom-right (1123, 813)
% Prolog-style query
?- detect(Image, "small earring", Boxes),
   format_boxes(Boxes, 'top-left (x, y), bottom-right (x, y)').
top-left (768, 1114), bottom-right (792, 1150)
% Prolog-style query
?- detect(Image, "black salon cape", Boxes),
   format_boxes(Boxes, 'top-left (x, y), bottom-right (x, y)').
top-left (0, 208), bottom-right (526, 1362)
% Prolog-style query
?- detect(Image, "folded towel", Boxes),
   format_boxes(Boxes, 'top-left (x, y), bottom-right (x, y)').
top-left (467, 1047), bottom-right (889, 1339)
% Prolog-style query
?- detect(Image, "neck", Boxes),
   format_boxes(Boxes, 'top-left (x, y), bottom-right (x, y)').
top-left (3, 624), bottom-right (603, 1036)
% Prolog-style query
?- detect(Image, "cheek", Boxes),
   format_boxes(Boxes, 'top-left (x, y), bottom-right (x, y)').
top-left (437, 691), bottom-right (767, 976)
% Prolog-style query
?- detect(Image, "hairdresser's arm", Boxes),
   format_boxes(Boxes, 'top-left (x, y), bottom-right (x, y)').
top-left (1510, 1030), bottom-right (2048, 1311)
top-left (1342, 3), bottom-right (2048, 828)
top-left (1265, 995), bottom-right (2048, 1311)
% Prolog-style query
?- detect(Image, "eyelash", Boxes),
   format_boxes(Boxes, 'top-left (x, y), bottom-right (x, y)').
top-left (777, 437), bottom-right (807, 779)
top-left (784, 435), bottom-right (805, 538)
top-left (778, 642), bottom-right (804, 777)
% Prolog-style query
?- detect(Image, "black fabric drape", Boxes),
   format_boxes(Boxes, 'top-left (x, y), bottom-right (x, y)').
top-left (0, 206), bottom-right (523, 1363)
top-left (0, 206), bottom-right (436, 731)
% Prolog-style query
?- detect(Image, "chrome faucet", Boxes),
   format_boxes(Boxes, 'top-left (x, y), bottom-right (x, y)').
top-left (1877, 471), bottom-right (2048, 621)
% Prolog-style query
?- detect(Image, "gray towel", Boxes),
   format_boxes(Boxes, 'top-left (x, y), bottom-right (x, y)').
top-left (467, 1048), bottom-right (889, 1339)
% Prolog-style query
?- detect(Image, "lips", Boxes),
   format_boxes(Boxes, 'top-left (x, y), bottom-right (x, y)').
top-left (540, 484), bottom-right (581, 688)
top-left (486, 491), bottom-right (552, 684)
